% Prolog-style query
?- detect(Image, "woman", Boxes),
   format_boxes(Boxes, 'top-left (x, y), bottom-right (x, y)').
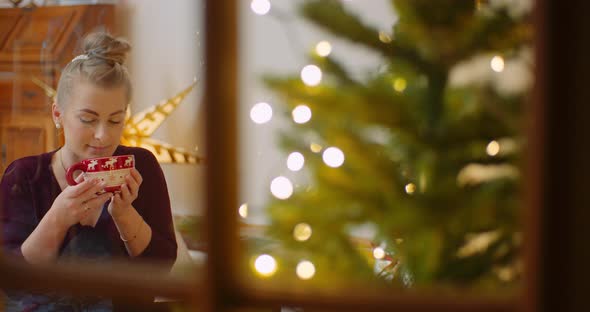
top-left (1, 32), bottom-right (177, 311)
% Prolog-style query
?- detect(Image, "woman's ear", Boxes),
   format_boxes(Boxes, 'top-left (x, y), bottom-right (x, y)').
top-left (52, 102), bottom-right (62, 127)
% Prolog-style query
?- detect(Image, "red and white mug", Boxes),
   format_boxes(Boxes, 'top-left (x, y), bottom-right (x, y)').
top-left (66, 155), bottom-right (135, 193)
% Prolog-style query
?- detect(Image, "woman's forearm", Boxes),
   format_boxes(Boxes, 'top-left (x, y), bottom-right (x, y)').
top-left (20, 209), bottom-right (69, 264)
top-left (112, 206), bottom-right (152, 257)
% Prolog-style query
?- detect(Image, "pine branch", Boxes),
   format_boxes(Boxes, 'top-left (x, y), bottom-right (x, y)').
top-left (262, 75), bottom-right (417, 131)
top-left (461, 10), bottom-right (531, 59)
top-left (310, 54), bottom-right (356, 85)
top-left (300, 0), bottom-right (431, 73)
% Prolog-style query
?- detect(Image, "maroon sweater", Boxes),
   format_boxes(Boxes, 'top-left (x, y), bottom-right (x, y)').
top-left (0, 145), bottom-right (177, 269)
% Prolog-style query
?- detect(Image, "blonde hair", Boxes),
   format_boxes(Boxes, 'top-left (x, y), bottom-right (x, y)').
top-left (56, 32), bottom-right (132, 107)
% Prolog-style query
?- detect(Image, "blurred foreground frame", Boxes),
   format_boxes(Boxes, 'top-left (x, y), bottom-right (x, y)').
top-left (2, 0), bottom-right (590, 311)
top-left (212, 0), bottom-right (525, 311)
top-left (211, 0), bottom-right (588, 311)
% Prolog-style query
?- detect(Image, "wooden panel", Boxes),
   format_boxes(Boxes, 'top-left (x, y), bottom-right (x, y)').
top-left (0, 62), bottom-right (55, 73)
top-left (0, 71), bottom-right (16, 106)
top-left (0, 9), bottom-right (21, 49)
top-left (0, 5), bottom-right (114, 65)
top-left (0, 6), bottom-right (80, 63)
top-left (55, 5), bottom-right (115, 68)
top-left (0, 113), bottom-right (56, 170)
top-left (0, 72), bottom-right (54, 112)
top-left (4, 126), bottom-right (45, 162)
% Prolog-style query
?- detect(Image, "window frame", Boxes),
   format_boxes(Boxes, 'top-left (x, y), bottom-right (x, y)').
top-left (203, 0), bottom-right (544, 311)
top-left (0, 0), bottom-right (560, 311)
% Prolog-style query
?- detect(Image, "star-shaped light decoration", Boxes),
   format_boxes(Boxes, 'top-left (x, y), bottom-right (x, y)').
top-left (32, 76), bottom-right (204, 164)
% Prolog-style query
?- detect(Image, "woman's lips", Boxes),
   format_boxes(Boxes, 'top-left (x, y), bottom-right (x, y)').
top-left (88, 145), bottom-right (110, 153)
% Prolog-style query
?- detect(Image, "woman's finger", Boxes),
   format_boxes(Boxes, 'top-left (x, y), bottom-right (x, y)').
top-left (77, 180), bottom-right (107, 201)
top-left (68, 179), bottom-right (99, 197)
top-left (84, 192), bottom-right (112, 208)
top-left (130, 168), bottom-right (143, 186)
top-left (125, 175), bottom-right (139, 197)
top-left (119, 183), bottom-right (132, 202)
top-left (74, 173), bottom-right (86, 184)
top-left (112, 193), bottom-right (122, 208)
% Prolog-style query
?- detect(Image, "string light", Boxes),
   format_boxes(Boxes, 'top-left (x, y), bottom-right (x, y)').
top-left (490, 56), bottom-right (505, 72)
top-left (322, 147), bottom-right (345, 168)
top-left (287, 152), bottom-right (305, 171)
top-left (250, 0), bottom-right (271, 15)
top-left (486, 140), bottom-right (500, 156)
top-left (254, 254), bottom-right (277, 277)
top-left (373, 247), bottom-right (385, 259)
top-left (405, 183), bottom-right (416, 194)
top-left (393, 78), bottom-right (407, 92)
top-left (239, 203), bottom-right (248, 218)
top-left (250, 102), bottom-right (272, 124)
top-left (292, 105), bottom-right (312, 124)
top-left (310, 143), bottom-right (322, 153)
top-left (315, 41), bottom-right (332, 57)
top-left (378, 31), bottom-right (392, 43)
top-left (296, 260), bottom-right (316, 280)
top-left (293, 223), bottom-right (312, 241)
top-left (270, 176), bottom-right (293, 199)
top-left (301, 65), bottom-right (322, 86)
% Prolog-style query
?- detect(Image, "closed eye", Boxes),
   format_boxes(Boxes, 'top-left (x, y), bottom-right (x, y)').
top-left (80, 117), bottom-right (96, 124)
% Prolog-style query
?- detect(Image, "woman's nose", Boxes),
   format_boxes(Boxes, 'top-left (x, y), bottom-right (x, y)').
top-left (93, 123), bottom-right (109, 141)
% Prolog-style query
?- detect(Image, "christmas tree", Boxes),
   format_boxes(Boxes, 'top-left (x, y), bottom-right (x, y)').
top-left (249, 0), bottom-right (532, 290)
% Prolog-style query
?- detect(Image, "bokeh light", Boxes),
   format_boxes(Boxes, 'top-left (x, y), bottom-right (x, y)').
top-left (254, 254), bottom-right (277, 277)
top-left (296, 260), bottom-right (316, 280)
top-left (487, 140), bottom-right (500, 156)
top-left (270, 176), bottom-right (293, 199)
top-left (292, 105), bottom-right (312, 124)
top-left (250, 0), bottom-right (271, 15)
top-left (405, 183), bottom-right (416, 194)
top-left (315, 41), bottom-right (332, 57)
top-left (293, 223), bottom-right (312, 241)
top-left (393, 78), bottom-right (407, 92)
top-left (287, 152), bottom-right (305, 171)
top-left (373, 247), bottom-right (385, 259)
top-left (239, 203), bottom-right (248, 218)
top-left (250, 102), bottom-right (272, 124)
top-left (491, 55), bottom-right (505, 72)
top-left (322, 147), bottom-right (345, 168)
top-left (301, 65), bottom-right (322, 86)
top-left (310, 143), bottom-right (323, 153)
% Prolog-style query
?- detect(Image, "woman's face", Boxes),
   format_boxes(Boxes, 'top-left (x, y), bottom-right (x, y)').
top-left (57, 81), bottom-right (127, 161)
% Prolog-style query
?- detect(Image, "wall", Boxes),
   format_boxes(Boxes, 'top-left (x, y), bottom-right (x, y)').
top-left (115, 0), bottom-right (205, 217)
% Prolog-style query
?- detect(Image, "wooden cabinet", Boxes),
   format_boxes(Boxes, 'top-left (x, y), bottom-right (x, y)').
top-left (0, 4), bottom-right (114, 173)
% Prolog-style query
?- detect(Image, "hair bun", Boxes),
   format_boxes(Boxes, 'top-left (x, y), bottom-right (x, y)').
top-left (82, 32), bottom-right (131, 66)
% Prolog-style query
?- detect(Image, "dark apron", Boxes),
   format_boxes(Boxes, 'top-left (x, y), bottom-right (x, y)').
top-left (5, 205), bottom-right (114, 312)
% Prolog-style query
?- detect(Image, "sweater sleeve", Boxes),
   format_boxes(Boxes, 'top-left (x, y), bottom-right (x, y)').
top-left (0, 159), bottom-right (36, 260)
top-left (130, 148), bottom-right (177, 270)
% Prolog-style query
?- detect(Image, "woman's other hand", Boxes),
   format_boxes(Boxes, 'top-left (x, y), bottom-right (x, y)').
top-left (108, 168), bottom-right (143, 219)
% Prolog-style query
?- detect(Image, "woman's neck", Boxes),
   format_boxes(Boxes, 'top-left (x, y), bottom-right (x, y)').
top-left (52, 149), bottom-right (69, 190)
top-left (59, 148), bottom-right (75, 171)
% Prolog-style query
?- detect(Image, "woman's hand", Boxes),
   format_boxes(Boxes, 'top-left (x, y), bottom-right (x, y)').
top-left (108, 168), bottom-right (143, 219)
top-left (51, 178), bottom-right (112, 229)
